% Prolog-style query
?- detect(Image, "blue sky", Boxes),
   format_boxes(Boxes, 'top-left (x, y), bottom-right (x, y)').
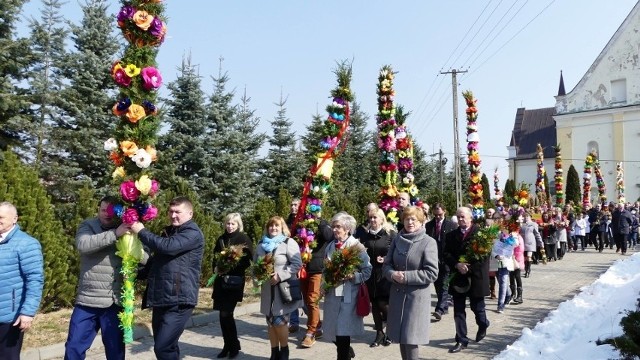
top-left (19, 0), bottom-right (638, 188)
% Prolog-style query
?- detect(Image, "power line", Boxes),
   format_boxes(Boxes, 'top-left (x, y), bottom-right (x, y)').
top-left (461, 0), bottom-right (523, 67)
top-left (466, 0), bottom-right (556, 79)
top-left (466, 0), bottom-right (529, 70)
top-left (449, 0), bottom-right (505, 68)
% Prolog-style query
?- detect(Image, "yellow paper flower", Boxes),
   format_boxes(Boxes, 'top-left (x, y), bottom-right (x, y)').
top-left (126, 104), bottom-right (146, 123)
top-left (112, 166), bottom-right (126, 179)
top-left (135, 175), bottom-right (152, 195)
top-left (133, 10), bottom-right (154, 31)
top-left (120, 140), bottom-right (138, 157)
top-left (124, 64), bottom-right (141, 77)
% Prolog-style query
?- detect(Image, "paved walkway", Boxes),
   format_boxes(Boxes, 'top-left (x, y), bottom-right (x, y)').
top-left (32, 248), bottom-right (629, 360)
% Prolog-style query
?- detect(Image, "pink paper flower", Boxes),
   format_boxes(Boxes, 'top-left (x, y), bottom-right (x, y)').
top-left (122, 208), bottom-right (139, 224)
top-left (149, 180), bottom-right (160, 196)
top-left (142, 205), bottom-right (158, 221)
top-left (120, 180), bottom-right (141, 202)
top-left (140, 67), bottom-right (162, 91)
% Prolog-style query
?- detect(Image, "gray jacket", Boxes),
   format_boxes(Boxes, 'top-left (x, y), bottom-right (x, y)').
top-left (520, 221), bottom-right (542, 252)
top-left (383, 227), bottom-right (439, 345)
top-left (74, 218), bottom-right (122, 308)
top-left (256, 238), bottom-right (303, 317)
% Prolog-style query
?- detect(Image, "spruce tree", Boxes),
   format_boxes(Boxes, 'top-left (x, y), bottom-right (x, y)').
top-left (0, 0), bottom-right (33, 152)
top-left (158, 54), bottom-right (209, 195)
top-left (0, 150), bottom-right (76, 311)
top-left (206, 67), bottom-right (265, 216)
top-left (261, 95), bottom-right (305, 199)
top-left (566, 164), bottom-right (581, 206)
top-left (300, 113), bottom-right (325, 167)
top-left (244, 196), bottom-right (276, 247)
top-left (55, 0), bottom-right (119, 189)
top-left (25, 0), bottom-right (69, 170)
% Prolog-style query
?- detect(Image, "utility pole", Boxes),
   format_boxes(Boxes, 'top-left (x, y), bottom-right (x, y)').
top-left (441, 69), bottom-right (467, 209)
top-left (439, 147), bottom-right (445, 194)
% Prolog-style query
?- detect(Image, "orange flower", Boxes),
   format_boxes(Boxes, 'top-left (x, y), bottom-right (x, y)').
top-left (145, 145), bottom-right (157, 162)
top-left (133, 11), bottom-right (154, 31)
top-left (126, 104), bottom-right (146, 123)
top-left (109, 151), bottom-right (124, 166)
top-left (120, 141), bottom-right (138, 157)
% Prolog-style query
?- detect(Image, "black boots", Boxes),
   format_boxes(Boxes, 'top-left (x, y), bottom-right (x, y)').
top-left (270, 347), bottom-right (280, 360)
top-left (513, 287), bottom-right (523, 304)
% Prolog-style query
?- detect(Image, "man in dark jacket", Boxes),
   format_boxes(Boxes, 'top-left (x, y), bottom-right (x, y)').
top-left (130, 197), bottom-right (204, 360)
top-left (443, 207), bottom-right (490, 353)
top-left (612, 203), bottom-right (633, 254)
top-left (424, 203), bottom-right (456, 321)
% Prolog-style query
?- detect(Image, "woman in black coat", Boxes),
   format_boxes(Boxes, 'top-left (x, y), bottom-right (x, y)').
top-left (212, 213), bottom-right (254, 359)
top-left (359, 208), bottom-right (396, 347)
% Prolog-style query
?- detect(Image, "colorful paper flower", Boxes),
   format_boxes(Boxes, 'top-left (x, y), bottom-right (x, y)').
top-left (121, 207), bottom-right (140, 224)
top-left (112, 166), bottom-right (126, 179)
top-left (135, 175), bottom-right (153, 195)
top-left (131, 148), bottom-right (152, 168)
top-left (125, 104), bottom-right (146, 123)
top-left (120, 141), bottom-right (138, 157)
top-left (120, 180), bottom-right (140, 202)
top-left (104, 138), bottom-right (118, 151)
top-left (141, 205), bottom-right (158, 221)
top-left (133, 10), bottom-right (154, 31)
top-left (140, 67), bottom-right (162, 91)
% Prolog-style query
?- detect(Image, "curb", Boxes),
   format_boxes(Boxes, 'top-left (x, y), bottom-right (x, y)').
top-left (23, 301), bottom-right (261, 360)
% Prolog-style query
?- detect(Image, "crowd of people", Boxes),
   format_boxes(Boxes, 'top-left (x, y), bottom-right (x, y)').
top-left (2, 194), bottom-right (638, 360)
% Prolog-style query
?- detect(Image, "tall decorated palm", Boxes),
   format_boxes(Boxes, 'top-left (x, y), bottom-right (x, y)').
top-left (376, 65), bottom-right (399, 224)
top-left (395, 105), bottom-right (419, 204)
top-left (616, 162), bottom-right (625, 204)
top-left (104, 1), bottom-right (166, 343)
top-left (554, 145), bottom-right (564, 206)
top-left (463, 90), bottom-right (484, 220)
top-left (535, 144), bottom-right (547, 207)
top-left (292, 61), bottom-right (352, 273)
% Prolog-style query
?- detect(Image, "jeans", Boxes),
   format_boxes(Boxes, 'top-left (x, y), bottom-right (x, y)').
top-left (496, 267), bottom-right (511, 310)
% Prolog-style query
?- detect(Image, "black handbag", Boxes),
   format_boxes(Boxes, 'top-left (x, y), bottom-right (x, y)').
top-left (277, 278), bottom-right (302, 304)
top-left (221, 275), bottom-right (245, 290)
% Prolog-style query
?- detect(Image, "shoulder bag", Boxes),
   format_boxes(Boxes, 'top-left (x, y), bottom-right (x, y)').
top-left (356, 283), bottom-right (371, 317)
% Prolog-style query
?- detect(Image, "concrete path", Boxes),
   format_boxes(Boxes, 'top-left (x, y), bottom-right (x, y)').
top-left (29, 248), bottom-right (629, 360)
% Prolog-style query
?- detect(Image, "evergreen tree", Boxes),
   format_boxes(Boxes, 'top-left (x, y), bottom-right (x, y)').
top-left (55, 0), bottom-right (119, 189)
top-left (244, 196), bottom-right (276, 247)
top-left (25, 0), bottom-right (68, 169)
top-left (275, 188), bottom-right (293, 219)
top-left (543, 172), bottom-right (551, 204)
top-left (50, 0), bottom-right (119, 219)
top-left (158, 54), bottom-right (209, 194)
top-left (207, 83), bottom-right (266, 216)
top-left (65, 181), bottom-right (97, 279)
top-left (0, 0), bottom-right (33, 152)
top-left (481, 173), bottom-right (491, 203)
top-left (504, 178), bottom-right (516, 205)
top-left (0, 150), bottom-right (76, 311)
top-left (300, 112), bottom-right (325, 167)
top-left (566, 164), bottom-right (581, 206)
top-left (261, 94), bottom-right (305, 199)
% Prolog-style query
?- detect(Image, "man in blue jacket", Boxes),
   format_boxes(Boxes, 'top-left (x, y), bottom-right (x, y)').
top-left (130, 196), bottom-right (204, 360)
top-left (0, 202), bottom-right (44, 360)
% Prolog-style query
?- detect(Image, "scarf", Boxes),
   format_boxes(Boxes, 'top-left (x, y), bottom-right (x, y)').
top-left (260, 233), bottom-right (287, 252)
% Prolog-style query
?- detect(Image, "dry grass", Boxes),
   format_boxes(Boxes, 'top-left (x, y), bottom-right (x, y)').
top-left (23, 286), bottom-right (260, 351)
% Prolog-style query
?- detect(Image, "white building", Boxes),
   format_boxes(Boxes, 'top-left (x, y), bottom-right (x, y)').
top-left (509, 2), bottom-right (640, 204)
